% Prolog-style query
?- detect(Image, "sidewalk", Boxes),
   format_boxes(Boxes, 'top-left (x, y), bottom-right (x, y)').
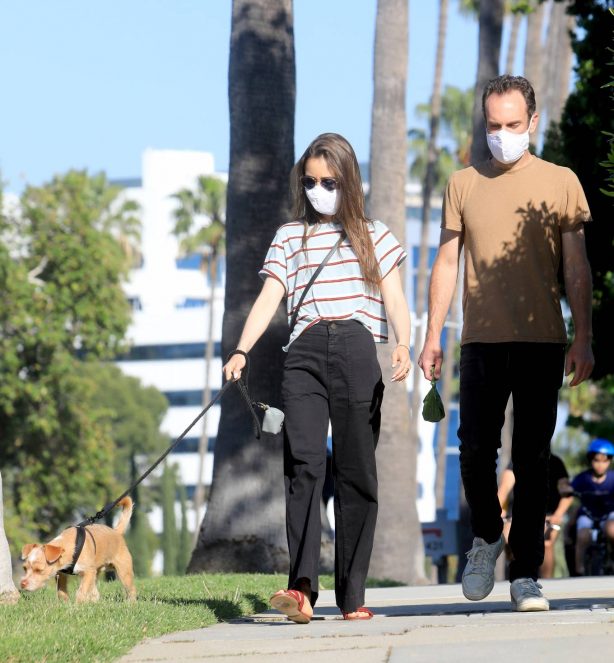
top-left (120, 577), bottom-right (614, 662)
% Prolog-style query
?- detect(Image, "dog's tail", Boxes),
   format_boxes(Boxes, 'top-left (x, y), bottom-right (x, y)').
top-left (113, 496), bottom-right (134, 535)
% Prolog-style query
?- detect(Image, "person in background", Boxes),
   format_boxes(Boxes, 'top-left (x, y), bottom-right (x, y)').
top-left (498, 453), bottom-right (573, 578)
top-left (560, 438), bottom-right (614, 575)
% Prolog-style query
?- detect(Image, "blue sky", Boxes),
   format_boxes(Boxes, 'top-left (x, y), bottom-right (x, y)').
top-left (0, 1), bottom-right (525, 193)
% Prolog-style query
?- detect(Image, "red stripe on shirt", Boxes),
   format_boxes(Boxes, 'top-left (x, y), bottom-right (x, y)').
top-left (288, 275), bottom-right (366, 298)
top-left (287, 258), bottom-right (360, 280)
top-left (374, 229), bottom-right (391, 246)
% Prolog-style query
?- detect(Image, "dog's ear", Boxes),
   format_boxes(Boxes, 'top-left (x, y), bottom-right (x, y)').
top-left (21, 543), bottom-right (38, 560)
top-left (43, 544), bottom-right (63, 564)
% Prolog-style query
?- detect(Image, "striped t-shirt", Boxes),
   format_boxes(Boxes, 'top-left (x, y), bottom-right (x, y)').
top-left (259, 219), bottom-right (406, 350)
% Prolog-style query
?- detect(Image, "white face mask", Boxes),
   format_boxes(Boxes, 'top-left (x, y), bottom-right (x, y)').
top-left (305, 185), bottom-right (340, 216)
top-left (486, 116), bottom-right (533, 164)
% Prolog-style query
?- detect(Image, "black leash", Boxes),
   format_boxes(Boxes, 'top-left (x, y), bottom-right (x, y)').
top-left (78, 368), bottom-right (261, 527)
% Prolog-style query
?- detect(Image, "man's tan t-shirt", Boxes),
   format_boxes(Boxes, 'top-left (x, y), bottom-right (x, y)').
top-left (442, 156), bottom-right (591, 345)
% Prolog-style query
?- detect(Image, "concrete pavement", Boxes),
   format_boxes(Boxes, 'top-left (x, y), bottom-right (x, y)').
top-left (120, 577), bottom-right (614, 662)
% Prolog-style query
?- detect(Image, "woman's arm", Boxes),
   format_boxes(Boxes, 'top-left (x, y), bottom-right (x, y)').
top-left (223, 276), bottom-right (286, 381)
top-left (379, 265), bottom-right (412, 382)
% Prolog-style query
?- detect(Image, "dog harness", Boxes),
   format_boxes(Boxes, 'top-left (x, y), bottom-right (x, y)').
top-left (60, 525), bottom-right (87, 575)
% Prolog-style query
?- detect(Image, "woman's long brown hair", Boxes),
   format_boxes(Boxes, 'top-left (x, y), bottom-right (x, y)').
top-left (290, 133), bottom-right (380, 291)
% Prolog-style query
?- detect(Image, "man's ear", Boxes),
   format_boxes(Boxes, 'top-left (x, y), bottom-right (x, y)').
top-left (43, 544), bottom-right (63, 564)
top-left (21, 543), bottom-right (38, 560)
top-left (529, 112), bottom-right (539, 134)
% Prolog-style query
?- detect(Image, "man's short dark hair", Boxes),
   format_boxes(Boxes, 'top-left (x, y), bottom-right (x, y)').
top-left (482, 75), bottom-right (536, 120)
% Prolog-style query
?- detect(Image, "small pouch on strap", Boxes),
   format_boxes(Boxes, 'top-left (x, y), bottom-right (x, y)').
top-left (254, 402), bottom-right (285, 435)
top-left (422, 369), bottom-right (445, 423)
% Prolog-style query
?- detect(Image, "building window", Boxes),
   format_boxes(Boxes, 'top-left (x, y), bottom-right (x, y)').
top-left (177, 298), bottom-right (206, 308)
top-left (117, 342), bottom-right (222, 361)
top-left (176, 254), bottom-right (202, 270)
top-left (163, 390), bottom-right (220, 407)
top-left (173, 436), bottom-right (216, 453)
top-left (127, 296), bottom-right (143, 311)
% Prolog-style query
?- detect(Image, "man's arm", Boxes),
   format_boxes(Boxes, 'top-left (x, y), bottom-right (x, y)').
top-left (418, 228), bottom-right (463, 380)
top-left (562, 226), bottom-right (594, 387)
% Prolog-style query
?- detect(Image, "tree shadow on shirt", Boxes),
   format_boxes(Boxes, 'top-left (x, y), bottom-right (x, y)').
top-left (462, 201), bottom-right (573, 342)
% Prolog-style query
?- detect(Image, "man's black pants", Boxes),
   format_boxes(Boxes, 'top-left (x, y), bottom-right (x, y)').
top-left (458, 342), bottom-right (565, 581)
top-left (282, 320), bottom-right (384, 612)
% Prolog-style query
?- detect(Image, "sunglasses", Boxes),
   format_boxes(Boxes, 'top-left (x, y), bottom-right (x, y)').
top-left (300, 176), bottom-right (340, 192)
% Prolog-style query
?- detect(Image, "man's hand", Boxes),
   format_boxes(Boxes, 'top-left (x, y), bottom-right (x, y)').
top-left (418, 336), bottom-right (443, 381)
top-left (565, 338), bottom-right (594, 387)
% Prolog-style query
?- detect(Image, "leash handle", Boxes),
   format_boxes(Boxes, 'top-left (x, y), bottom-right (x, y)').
top-left (227, 349), bottom-right (250, 388)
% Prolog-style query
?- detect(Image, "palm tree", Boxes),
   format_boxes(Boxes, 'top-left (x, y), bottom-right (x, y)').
top-left (172, 175), bottom-right (226, 542)
top-left (188, 0), bottom-right (295, 573)
top-left (368, 0), bottom-right (426, 585)
top-left (407, 128), bottom-right (456, 194)
top-left (504, 4), bottom-right (524, 74)
top-left (542, 0), bottom-right (575, 129)
top-left (523, 0), bottom-right (546, 147)
top-left (471, 0), bottom-right (505, 164)
top-left (0, 472), bottom-right (19, 604)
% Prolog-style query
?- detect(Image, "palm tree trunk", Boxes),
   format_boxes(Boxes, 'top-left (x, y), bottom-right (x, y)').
top-left (550, 5), bottom-right (575, 126)
top-left (188, 0), bottom-right (295, 573)
top-left (523, 0), bottom-right (546, 148)
top-left (0, 472), bottom-right (19, 603)
top-left (410, 0), bottom-right (449, 548)
top-left (505, 11), bottom-right (522, 74)
top-left (368, 0), bottom-right (426, 585)
top-left (470, 0), bottom-right (504, 165)
top-left (192, 251), bottom-right (218, 544)
top-left (542, 0), bottom-right (575, 129)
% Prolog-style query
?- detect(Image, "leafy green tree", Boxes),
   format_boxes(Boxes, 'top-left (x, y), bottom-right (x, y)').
top-left (409, 86), bottom-right (474, 191)
top-left (78, 362), bottom-right (169, 488)
top-left (543, 0), bottom-right (614, 379)
top-left (0, 172), bottom-right (139, 545)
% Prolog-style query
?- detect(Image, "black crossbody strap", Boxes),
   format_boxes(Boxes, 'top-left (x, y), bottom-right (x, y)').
top-left (289, 234), bottom-right (344, 333)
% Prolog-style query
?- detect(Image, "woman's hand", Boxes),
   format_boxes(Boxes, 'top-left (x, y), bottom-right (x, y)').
top-left (223, 352), bottom-right (247, 382)
top-left (391, 344), bottom-right (412, 382)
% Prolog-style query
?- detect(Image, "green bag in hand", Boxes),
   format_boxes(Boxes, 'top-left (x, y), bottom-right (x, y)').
top-left (422, 368), bottom-right (445, 423)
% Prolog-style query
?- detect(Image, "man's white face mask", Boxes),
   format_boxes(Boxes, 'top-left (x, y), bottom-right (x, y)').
top-left (486, 115), bottom-right (534, 164)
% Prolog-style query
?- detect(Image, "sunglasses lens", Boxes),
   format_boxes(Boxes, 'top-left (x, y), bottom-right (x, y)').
top-left (320, 178), bottom-right (338, 192)
top-left (301, 176), bottom-right (317, 190)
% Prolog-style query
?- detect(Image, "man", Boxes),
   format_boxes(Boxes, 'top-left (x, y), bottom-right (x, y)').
top-left (419, 75), bottom-right (594, 612)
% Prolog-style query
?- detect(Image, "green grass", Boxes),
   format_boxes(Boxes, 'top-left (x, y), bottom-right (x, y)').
top-left (0, 573), bottom-right (403, 663)
top-left (0, 573), bottom-right (286, 663)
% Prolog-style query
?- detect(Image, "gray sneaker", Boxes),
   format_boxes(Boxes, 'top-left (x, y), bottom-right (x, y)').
top-left (510, 578), bottom-right (550, 612)
top-left (461, 534), bottom-right (504, 600)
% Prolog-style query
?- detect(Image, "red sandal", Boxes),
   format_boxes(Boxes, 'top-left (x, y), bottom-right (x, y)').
top-left (342, 606), bottom-right (374, 620)
top-left (270, 589), bottom-right (313, 624)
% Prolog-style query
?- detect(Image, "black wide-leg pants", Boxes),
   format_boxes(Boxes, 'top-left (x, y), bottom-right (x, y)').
top-left (282, 320), bottom-right (384, 612)
top-left (458, 342), bottom-right (565, 581)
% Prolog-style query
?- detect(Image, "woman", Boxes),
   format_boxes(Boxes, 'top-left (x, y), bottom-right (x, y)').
top-left (223, 133), bottom-right (411, 622)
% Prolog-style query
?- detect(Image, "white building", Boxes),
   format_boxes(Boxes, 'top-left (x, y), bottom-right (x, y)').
top-left (114, 149), bottom-right (226, 542)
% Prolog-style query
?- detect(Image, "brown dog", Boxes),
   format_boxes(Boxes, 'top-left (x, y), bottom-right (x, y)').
top-left (20, 497), bottom-right (136, 603)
